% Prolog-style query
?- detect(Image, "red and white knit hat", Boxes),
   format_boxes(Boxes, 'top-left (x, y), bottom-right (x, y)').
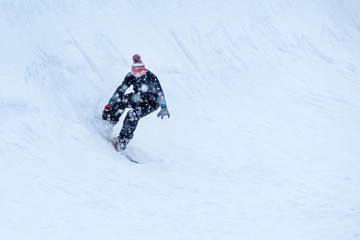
top-left (131, 54), bottom-right (146, 78)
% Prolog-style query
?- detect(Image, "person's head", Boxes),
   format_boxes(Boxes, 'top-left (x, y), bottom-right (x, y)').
top-left (131, 54), bottom-right (146, 78)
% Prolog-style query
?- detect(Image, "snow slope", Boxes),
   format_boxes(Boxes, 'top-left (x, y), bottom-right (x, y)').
top-left (1, 1), bottom-right (360, 239)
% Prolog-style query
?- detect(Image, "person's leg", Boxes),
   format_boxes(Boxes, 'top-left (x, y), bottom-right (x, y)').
top-left (115, 101), bottom-right (159, 149)
top-left (108, 94), bottom-right (132, 124)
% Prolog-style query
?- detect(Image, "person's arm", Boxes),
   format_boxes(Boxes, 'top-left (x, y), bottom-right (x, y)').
top-left (153, 75), bottom-right (170, 119)
top-left (107, 73), bottom-right (132, 107)
top-left (102, 74), bottom-right (132, 120)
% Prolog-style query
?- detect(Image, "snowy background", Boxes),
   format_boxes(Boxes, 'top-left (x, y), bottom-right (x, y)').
top-left (1, 0), bottom-right (360, 239)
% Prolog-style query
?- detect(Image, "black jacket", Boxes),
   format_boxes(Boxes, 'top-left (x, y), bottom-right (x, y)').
top-left (108, 70), bottom-right (166, 107)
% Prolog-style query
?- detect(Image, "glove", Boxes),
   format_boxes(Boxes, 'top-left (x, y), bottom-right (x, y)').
top-left (157, 104), bottom-right (170, 119)
top-left (102, 105), bottom-right (111, 120)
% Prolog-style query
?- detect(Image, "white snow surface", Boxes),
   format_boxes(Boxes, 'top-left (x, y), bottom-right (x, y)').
top-left (1, 1), bottom-right (360, 239)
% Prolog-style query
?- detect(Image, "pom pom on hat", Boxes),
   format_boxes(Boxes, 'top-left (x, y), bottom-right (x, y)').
top-left (131, 54), bottom-right (146, 78)
top-left (133, 54), bottom-right (142, 63)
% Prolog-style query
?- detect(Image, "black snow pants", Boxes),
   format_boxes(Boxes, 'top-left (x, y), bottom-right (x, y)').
top-left (109, 93), bottom-right (159, 140)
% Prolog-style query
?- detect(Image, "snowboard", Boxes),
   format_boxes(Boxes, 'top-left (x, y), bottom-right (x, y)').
top-left (95, 118), bottom-right (139, 164)
top-left (110, 140), bottom-right (139, 164)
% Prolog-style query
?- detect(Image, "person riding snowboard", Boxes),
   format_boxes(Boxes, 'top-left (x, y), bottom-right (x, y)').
top-left (102, 54), bottom-right (170, 151)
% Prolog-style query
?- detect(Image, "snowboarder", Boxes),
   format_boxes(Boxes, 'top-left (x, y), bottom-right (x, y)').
top-left (102, 54), bottom-right (170, 151)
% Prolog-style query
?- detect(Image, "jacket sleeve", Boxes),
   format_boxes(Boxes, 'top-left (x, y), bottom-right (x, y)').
top-left (107, 73), bottom-right (132, 107)
top-left (153, 75), bottom-right (167, 106)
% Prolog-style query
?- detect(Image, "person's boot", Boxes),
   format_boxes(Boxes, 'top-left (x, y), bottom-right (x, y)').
top-left (111, 136), bottom-right (129, 151)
